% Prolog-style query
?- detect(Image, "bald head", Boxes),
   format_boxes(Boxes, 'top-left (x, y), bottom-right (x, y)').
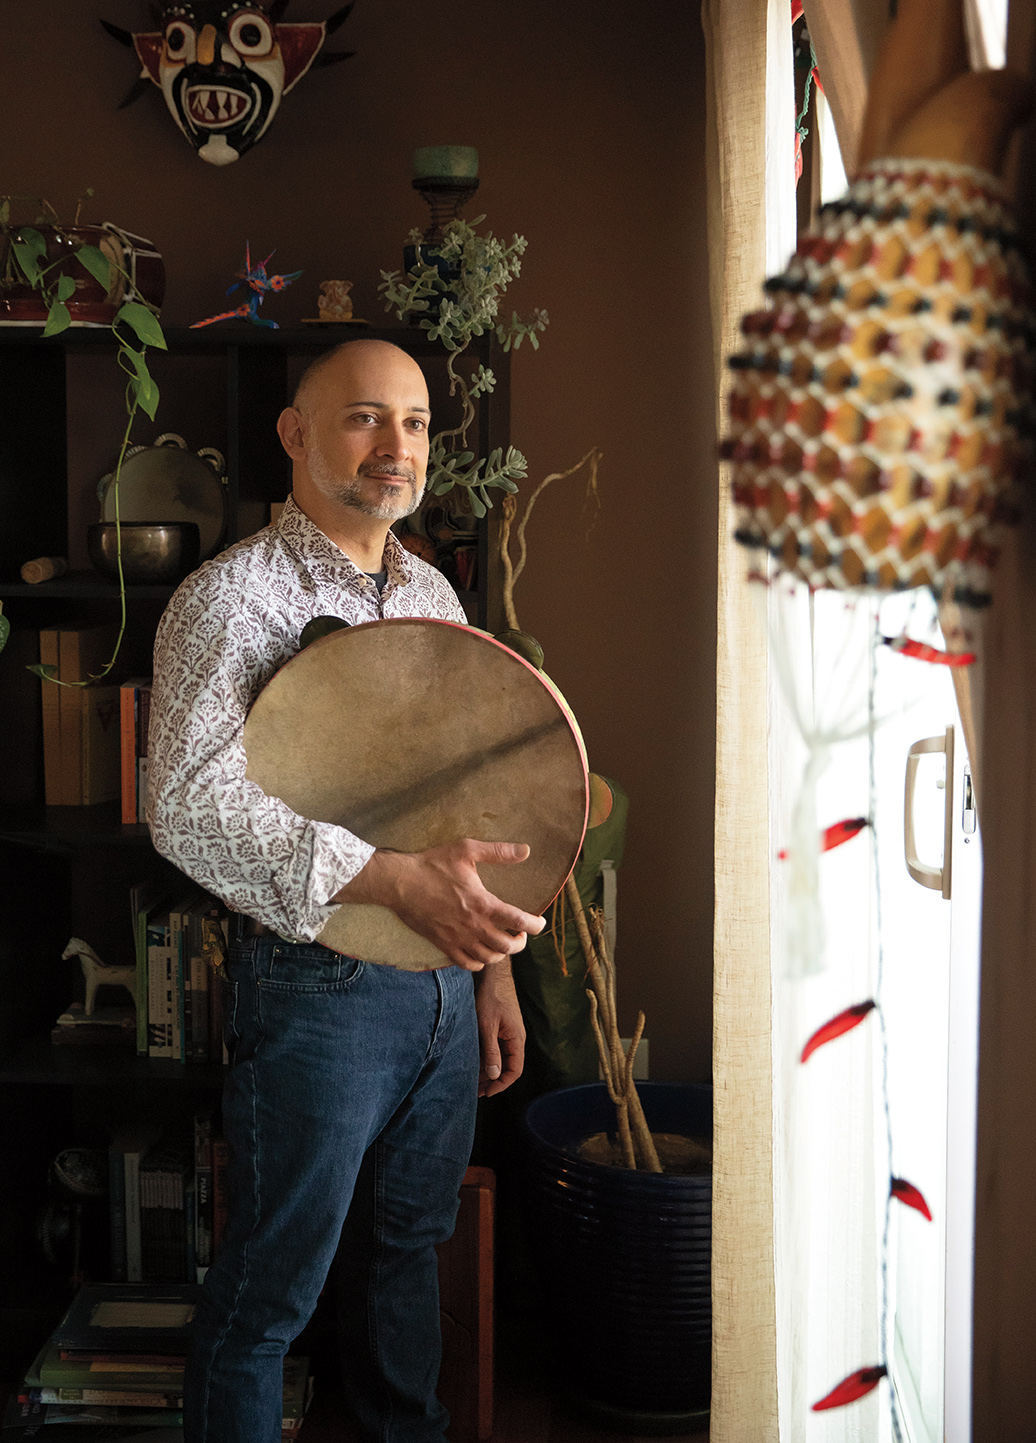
top-left (293, 338), bottom-right (428, 419)
top-left (277, 339), bottom-right (432, 551)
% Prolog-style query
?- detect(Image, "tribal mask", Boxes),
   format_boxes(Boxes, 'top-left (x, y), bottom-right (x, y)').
top-left (103, 3), bottom-right (354, 166)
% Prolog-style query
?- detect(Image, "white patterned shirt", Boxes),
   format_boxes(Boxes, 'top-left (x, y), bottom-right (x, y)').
top-left (147, 496), bottom-right (466, 941)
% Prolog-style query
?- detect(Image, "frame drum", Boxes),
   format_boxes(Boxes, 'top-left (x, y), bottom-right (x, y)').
top-left (244, 618), bottom-right (589, 969)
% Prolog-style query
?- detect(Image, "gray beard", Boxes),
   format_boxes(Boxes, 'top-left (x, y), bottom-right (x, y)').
top-left (309, 447), bottom-right (424, 522)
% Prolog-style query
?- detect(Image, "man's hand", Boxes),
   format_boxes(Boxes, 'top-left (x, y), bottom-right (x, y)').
top-left (475, 962), bottom-right (526, 1097)
top-left (332, 839), bottom-right (546, 972)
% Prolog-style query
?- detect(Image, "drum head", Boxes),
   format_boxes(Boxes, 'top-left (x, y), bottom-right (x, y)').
top-left (244, 618), bottom-right (589, 969)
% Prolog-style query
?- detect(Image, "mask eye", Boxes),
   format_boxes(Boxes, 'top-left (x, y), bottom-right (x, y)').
top-left (164, 22), bottom-right (195, 62)
top-left (229, 12), bottom-right (274, 56)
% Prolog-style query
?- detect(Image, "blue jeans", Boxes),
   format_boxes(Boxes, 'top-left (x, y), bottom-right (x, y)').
top-left (183, 936), bottom-right (479, 1443)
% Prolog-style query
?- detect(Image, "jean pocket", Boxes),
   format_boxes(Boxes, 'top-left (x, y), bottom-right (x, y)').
top-left (260, 945), bottom-right (365, 992)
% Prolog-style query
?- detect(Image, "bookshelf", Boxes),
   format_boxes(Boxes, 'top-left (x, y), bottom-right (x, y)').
top-left (0, 325), bottom-right (510, 1386)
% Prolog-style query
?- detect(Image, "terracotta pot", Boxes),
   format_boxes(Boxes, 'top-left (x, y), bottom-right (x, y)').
top-left (0, 224), bottom-right (165, 327)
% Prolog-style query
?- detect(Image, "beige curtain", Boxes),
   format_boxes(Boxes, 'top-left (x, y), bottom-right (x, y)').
top-left (702, 2), bottom-right (779, 1437)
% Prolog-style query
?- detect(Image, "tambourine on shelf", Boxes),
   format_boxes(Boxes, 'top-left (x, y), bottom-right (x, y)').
top-left (723, 0), bottom-right (1036, 609)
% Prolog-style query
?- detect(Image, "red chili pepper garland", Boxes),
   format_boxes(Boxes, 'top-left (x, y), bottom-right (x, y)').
top-left (800, 1000), bottom-right (876, 1063)
top-left (812, 1365), bottom-right (888, 1411)
top-left (778, 816), bottom-right (869, 859)
top-left (882, 635), bottom-right (976, 666)
top-left (822, 816), bottom-right (869, 851)
top-left (891, 1177), bottom-right (933, 1221)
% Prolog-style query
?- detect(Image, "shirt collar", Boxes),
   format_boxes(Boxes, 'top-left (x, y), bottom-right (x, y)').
top-left (276, 495), bottom-right (414, 587)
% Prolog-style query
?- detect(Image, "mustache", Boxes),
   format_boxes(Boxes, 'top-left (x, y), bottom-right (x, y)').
top-left (358, 462), bottom-right (418, 484)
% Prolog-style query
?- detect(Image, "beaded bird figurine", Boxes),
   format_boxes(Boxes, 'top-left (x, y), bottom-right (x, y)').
top-left (191, 244), bottom-right (302, 329)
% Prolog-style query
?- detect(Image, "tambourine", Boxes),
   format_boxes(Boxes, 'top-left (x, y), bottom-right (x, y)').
top-left (244, 618), bottom-right (589, 970)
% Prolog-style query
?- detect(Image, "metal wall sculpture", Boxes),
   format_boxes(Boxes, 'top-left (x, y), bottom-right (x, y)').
top-left (102, 3), bottom-right (355, 166)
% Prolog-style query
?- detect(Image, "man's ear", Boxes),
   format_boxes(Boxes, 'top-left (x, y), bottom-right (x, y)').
top-left (277, 406), bottom-right (305, 459)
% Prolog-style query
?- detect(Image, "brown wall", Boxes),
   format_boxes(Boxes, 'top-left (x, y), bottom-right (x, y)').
top-left (0, 0), bottom-right (716, 1081)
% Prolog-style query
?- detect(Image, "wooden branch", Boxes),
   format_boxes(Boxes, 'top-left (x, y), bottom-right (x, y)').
top-left (588, 990), bottom-right (616, 1095)
top-left (499, 495), bottom-right (520, 631)
top-left (628, 1080), bottom-right (663, 1174)
top-left (512, 447), bottom-right (601, 589)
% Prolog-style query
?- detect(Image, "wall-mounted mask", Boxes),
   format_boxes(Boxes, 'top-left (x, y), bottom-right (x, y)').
top-left (102, 2), bottom-right (355, 166)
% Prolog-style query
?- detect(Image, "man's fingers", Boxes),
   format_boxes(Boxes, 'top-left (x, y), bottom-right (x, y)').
top-left (502, 907), bottom-right (546, 938)
top-left (466, 840), bottom-right (531, 866)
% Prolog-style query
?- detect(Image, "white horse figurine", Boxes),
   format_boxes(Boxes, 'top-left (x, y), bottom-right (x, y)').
top-left (62, 937), bottom-right (137, 1017)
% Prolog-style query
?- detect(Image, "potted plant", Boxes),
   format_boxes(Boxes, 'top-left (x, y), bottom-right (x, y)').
top-left (521, 905), bottom-right (713, 1433)
top-left (0, 194), bottom-right (168, 682)
top-left (379, 215), bottom-right (547, 520)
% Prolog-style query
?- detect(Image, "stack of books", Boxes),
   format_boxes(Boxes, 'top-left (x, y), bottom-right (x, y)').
top-left (130, 883), bottom-right (228, 1064)
top-left (7, 1284), bottom-right (313, 1441)
top-left (109, 1115), bottom-right (229, 1286)
top-left (39, 626), bottom-right (123, 807)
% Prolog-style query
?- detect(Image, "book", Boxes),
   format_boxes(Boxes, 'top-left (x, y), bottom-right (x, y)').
top-left (129, 881), bottom-right (165, 1057)
top-left (140, 1138), bottom-right (189, 1283)
top-left (200, 911), bottom-right (227, 1065)
top-left (2, 1394), bottom-right (182, 1431)
top-left (192, 1111), bottom-right (213, 1280)
top-left (39, 626), bottom-right (122, 806)
top-left (185, 897), bottom-right (212, 1062)
top-left (137, 687), bottom-right (151, 823)
top-left (146, 912), bottom-right (173, 1060)
top-left (49, 1283), bottom-right (199, 1355)
top-left (30, 1343), bottom-right (183, 1391)
top-left (108, 1130), bottom-right (162, 1285)
top-left (119, 679), bottom-right (145, 824)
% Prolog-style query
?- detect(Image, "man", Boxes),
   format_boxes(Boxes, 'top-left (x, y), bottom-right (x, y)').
top-left (147, 339), bottom-right (544, 1443)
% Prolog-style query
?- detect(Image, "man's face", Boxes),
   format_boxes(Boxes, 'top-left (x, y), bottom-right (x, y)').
top-left (300, 347), bottom-right (431, 523)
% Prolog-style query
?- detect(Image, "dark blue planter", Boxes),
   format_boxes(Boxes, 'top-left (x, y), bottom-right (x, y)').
top-left (522, 1082), bottom-right (712, 1426)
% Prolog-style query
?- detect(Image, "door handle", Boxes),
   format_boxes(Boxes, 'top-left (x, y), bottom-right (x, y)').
top-left (904, 726), bottom-right (954, 899)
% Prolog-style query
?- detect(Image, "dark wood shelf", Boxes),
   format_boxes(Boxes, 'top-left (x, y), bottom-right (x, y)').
top-left (0, 324), bottom-right (492, 359)
top-left (0, 571), bottom-right (176, 600)
top-left (0, 1032), bottom-right (224, 1087)
top-left (0, 800), bottom-right (151, 847)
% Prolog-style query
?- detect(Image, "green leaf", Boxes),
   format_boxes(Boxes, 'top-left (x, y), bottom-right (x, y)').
top-left (56, 274), bottom-right (76, 302)
top-left (18, 227), bottom-right (47, 259)
top-left (133, 371), bottom-right (161, 421)
top-left (0, 608), bottom-right (9, 656)
top-left (76, 245), bottom-right (110, 289)
top-left (115, 301), bottom-right (167, 349)
top-left (11, 243), bottom-right (41, 285)
top-left (27, 662), bottom-right (57, 681)
top-left (42, 301), bottom-right (71, 337)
